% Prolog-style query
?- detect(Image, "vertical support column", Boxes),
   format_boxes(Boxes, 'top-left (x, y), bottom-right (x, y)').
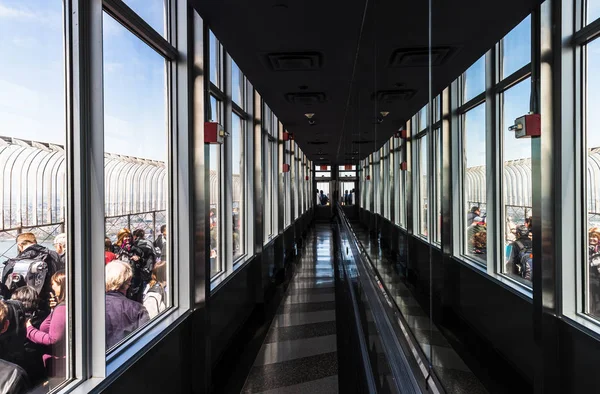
top-left (533, 0), bottom-right (565, 392)
top-left (191, 9), bottom-right (210, 392)
top-left (485, 47), bottom-right (500, 276)
top-left (224, 53), bottom-right (233, 272)
top-left (253, 92), bottom-right (264, 302)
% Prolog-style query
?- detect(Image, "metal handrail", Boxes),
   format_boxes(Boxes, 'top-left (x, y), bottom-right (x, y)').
top-left (335, 203), bottom-right (435, 394)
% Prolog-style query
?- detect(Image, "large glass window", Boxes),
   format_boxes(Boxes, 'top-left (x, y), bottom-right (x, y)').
top-left (232, 113), bottom-right (245, 260)
top-left (209, 96), bottom-right (222, 277)
top-left (502, 16), bottom-right (531, 79)
top-left (589, 0), bottom-right (600, 24)
top-left (585, 37), bottom-right (600, 318)
top-left (434, 128), bottom-right (442, 244)
top-left (502, 78), bottom-right (532, 285)
top-left (103, 11), bottom-right (171, 351)
top-left (418, 135), bottom-right (429, 237)
top-left (0, 1), bottom-right (69, 388)
top-left (462, 104), bottom-right (487, 263)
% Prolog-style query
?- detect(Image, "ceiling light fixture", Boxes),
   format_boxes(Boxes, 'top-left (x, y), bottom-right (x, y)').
top-left (304, 113), bottom-right (315, 119)
top-left (380, 111), bottom-right (390, 117)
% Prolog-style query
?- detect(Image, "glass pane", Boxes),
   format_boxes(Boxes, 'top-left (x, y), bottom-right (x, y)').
top-left (0, 0), bottom-right (69, 388)
top-left (419, 135), bottom-right (429, 237)
top-left (209, 98), bottom-right (222, 276)
top-left (502, 15), bottom-right (531, 79)
top-left (464, 55), bottom-right (485, 103)
top-left (264, 135), bottom-right (272, 241)
top-left (103, 13), bottom-right (169, 351)
top-left (232, 59), bottom-right (243, 107)
top-left (419, 106), bottom-right (428, 131)
top-left (232, 114), bottom-right (244, 260)
top-left (588, 0), bottom-right (600, 25)
top-left (586, 39), bottom-right (600, 318)
top-left (271, 142), bottom-right (278, 234)
top-left (209, 30), bottom-right (220, 88)
top-left (122, 0), bottom-right (166, 37)
top-left (501, 79), bottom-right (532, 284)
top-left (435, 128), bottom-right (442, 244)
top-left (463, 104), bottom-right (487, 263)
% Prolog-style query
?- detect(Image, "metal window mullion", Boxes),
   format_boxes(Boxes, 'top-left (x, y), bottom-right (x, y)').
top-left (71, 0), bottom-right (106, 384)
top-left (486, 46), bottom-right (500, 275)
top-left (223, 53), bottom-right (233, 273)
top-left (102, 0), bottom-right (177, 61)
top-left (495, 63), bottom-right (533, 93)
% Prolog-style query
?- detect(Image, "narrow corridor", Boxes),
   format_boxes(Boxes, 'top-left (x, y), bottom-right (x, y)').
top-left (242, 225), bottom-right (339, 393)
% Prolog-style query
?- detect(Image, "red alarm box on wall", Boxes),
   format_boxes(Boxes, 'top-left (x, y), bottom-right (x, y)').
top-left (400, 161), bottom-right (408, 171)
top-left (366, 175), bottom-right (371, 180)
top-left (283, 163), bottom-right (290, 173)
top-left (205, 122), bottom-right (225, 144)
top-left (305, 175), bottom-right (309, 180)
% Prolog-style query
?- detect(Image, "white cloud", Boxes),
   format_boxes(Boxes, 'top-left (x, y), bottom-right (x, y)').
top-left (0, 3), bottom-right (34, 19)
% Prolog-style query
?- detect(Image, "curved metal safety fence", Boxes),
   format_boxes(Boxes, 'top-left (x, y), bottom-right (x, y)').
top-left (0, 136), bottom-right (167, 259)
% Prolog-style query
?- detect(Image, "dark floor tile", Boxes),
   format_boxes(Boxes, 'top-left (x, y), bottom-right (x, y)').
top-left (264, 321), bottom-right (337, 343)
top-left (286, 287), bottom-right (335, 295)
top-left (242, 352), bottom-right (338, 393)
top-left (434, 366), bottom-right (489, 394)
top-left (411, 329), bottom-right (451, 347)
top-left (278, 301), bottom-right (336, 314)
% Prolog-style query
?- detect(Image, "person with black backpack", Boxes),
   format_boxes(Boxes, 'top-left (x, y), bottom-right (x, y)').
top-left (1, 233), bottom-right (59, 312)
top-left (506, 225), bottom-right (533, 281)
top-left (128, 229), bottom-right (157, 302)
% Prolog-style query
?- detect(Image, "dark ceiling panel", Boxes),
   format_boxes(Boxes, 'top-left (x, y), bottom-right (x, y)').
top-left (191, 0), bottom-right (542, 164)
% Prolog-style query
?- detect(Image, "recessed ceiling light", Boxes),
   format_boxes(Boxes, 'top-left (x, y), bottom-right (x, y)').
top-left (304, 113), bottom-right (315, 119)
top-left (380, 111), bottom-right (390, 117)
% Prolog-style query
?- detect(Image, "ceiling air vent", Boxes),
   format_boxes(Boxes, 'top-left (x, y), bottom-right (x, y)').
top-left (389, 47), bottom-right (456, 67)
top-left (266, 52), bottom-right (323, 71)
top-left (307, 141), bottom-right (328, 145)
top-left (371, 89), bottom-right (416, 103)
top-left (285, 92), bottom-right (327, 105)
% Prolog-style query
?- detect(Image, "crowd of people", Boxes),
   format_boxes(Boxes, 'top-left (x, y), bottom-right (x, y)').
top-left (0, 225), bottom-right (168, 392)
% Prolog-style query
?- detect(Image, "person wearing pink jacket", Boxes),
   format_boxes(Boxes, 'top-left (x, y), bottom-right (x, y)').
top-left (25, 271), bottom-right (66, 380)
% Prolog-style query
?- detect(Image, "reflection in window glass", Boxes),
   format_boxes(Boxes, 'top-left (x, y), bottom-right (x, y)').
top-left (588, 0), bottom-right (600, 25)
top-left (232, 114), bottom-right (244, 260)
top-left (419, 136), bottom-right (428, 237)
top-left (209, 97), bottom-right (221, 276)
top-left (122, 0), bottom-right (166, 37)
top-left (232, 59), bottom-right (243, 107)
top-left (586, 39), bottom-right (600, 318)
top-left (0, 1), bottom-right (69, 388)
top-left (464, 56), bottom-right (485, 103)
top-left (209, 30), bottom-right (220, 88)
top-left (103, 13), bottom-right (169, 351)
top-left (502, 79), bottom-right (532, 284)
top-left (317, 182), bottom-right (330, 206)
top-left (463, 104), bottom-right (487, 263)
top-left (502, 16), bottom-right (531, 79)
top-left (435, 129), bottom-right (442, 244)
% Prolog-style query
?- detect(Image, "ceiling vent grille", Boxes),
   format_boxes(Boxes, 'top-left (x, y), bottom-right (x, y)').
top-left (389, 47), bottom-right (456, 67)
top-left (266, 52), bottom-right (323, 71)
top-left (307, 141), bottom-right (328, 145)
top-left (285, 92), bottom-right (327, 105)
top-left (371, 89), bottom-right (416, 103)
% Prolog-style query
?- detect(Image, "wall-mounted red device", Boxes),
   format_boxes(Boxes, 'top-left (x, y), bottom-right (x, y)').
top-left (205, 122), bottom-right (226, 144)
top-left (283, 163), bottom-right (290, 173)
top-left (509, 114), bottom-right (541, 138)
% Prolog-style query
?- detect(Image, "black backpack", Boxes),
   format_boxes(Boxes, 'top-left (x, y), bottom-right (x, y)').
top-left (514, 240), bottom-right (533, 280)
top-left (3, 259), bottom-right (49, 296)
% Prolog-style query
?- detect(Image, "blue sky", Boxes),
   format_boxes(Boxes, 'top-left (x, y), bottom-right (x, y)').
top-left (1, 2), bottom-right (599, 167)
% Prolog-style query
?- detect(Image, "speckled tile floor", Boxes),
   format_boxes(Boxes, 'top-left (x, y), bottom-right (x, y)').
top-left (242, 225), bottom-right (338, 393)
top-left (352, 224), bottom-right (488, 394)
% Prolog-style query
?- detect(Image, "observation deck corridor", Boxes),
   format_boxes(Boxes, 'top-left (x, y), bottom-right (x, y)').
top-left (241, 224), bottom-right (339, 393)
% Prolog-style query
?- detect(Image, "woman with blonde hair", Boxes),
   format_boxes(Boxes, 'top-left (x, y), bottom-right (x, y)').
top-left (113, 228), bottom-right (132, 261)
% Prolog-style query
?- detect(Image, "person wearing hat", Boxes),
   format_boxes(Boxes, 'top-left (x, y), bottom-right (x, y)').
top-left (113, 228), bottom-right (133, 262)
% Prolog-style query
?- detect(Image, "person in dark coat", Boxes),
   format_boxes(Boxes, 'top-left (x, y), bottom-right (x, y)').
top-left (0, 359), bottom-right (29, 394)
top-left (52, 233), bottom-right (66, 272)
top-left (105, 261), bottom-right (150, 349)
top-left (153, 225), bottom-right (167, 262)
top-left (128, 229), bottom-right (156, 302)
top-left (1, 233), bottom-right (59, 310)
